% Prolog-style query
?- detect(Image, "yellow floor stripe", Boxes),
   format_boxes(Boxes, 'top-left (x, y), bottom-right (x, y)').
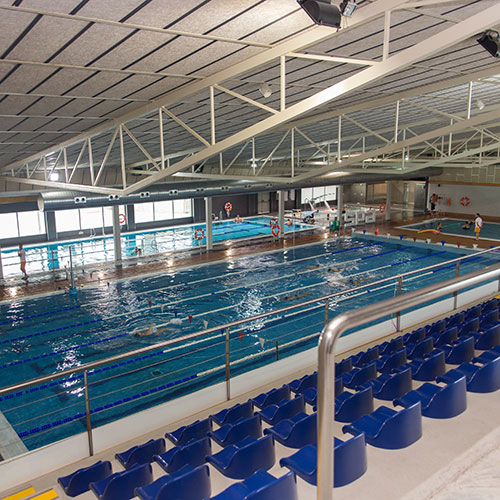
top-left (29, 491), bottom-right (57, 500)
top-left (0, 488), bottom-right (36, 500)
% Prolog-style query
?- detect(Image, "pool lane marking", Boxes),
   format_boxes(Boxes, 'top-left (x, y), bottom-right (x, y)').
top-left (0, 488), bottom-right (36, 500)
top-left (0, 305), bottom-right (81, 326)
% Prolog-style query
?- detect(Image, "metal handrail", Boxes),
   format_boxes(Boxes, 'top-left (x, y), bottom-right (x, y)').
top-left (1, 243), bottom-right (499, 397)
top-left (316, 262), bottom-right (500, 500)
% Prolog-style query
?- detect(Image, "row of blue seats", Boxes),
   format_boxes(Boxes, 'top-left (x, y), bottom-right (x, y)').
top-left (57, 297), bottom-right (500, 499)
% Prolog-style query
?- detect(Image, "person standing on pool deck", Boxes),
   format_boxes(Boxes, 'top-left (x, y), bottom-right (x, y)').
top-left (474, 213), bottom-right (483, 240)
top-left (18, 243), bottom-right (28, 279)
top-left (430, 193), bottom-right (438, 216)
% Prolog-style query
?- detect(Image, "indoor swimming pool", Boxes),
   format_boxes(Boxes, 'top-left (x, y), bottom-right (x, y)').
top-left (399, 218), bottom-right (500, 240)
top-left (0, 216), bottom-right (310, 278)
top-left (1, 236), bottom-right (499, 452)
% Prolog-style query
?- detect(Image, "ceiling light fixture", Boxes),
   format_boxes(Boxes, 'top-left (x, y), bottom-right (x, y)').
top-left (477, 30), bottom-right (500, 58)
top-left (297, 0), bottom-right (341, 28)
top-left (339, 0), bottom-right (357, 17)
top-left (476, 99), bottom-right (485, 110)
top-left (49, 172), bottom-right (59, 181)
top-left (258, 82), bottom-right (272, 98)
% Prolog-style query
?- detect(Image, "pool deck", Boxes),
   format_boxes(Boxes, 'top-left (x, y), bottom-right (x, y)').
top-left (2, 211), bottom-right (499, 302)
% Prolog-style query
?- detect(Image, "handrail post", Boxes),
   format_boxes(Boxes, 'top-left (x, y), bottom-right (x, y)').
top-left (396, 275), bottom-right (403, 331)
top-left (83, 370), bottom-right (94, 456)
top-left (454, 261), bottom-right (460, 309)
top-left (225, 327), bottom-right (231, 401)
top-left (0, 246), bottom-right (3, 282)
top-left (324, 298), bottom-right (329, 326)
top-left (275, 340), bottom-right (279, 361)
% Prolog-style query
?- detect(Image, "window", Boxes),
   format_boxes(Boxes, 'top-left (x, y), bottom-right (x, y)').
top-left (18, 211), bottom-right (46, 236)
top-left (55, 209), bottom-right (81, 233)
top-left (173, 199), bottom-right (191, 218)
top-left (80, 207), bottom-right (104, 230)
top-left (153, 200), bottom-right (173, 221)
top-left (0, 212), bottom-right (19, 238)
top-left (103, 206), bottom-right (126, 227)
top-left (135, 202), bottom-right (155, 223)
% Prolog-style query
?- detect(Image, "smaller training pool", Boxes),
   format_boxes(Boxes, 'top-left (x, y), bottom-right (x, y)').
top-left (0, 216), bottom-right (312, 277)
top-left (398, 217), bottom-right (500, 241)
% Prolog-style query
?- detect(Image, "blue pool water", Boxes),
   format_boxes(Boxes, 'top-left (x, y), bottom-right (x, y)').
top-left (0, 216), bottom-right (309, 277)
top-left (0, 236), bottom-right (498, 451)
top-left (399, 218), bottom-right (500, 241)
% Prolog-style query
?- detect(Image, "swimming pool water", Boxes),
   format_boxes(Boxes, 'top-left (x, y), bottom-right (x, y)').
top-left (1, 236), bottom-right (498, 451)
top-left (0, 216), bottom-right (310, 277)
top-left (399, 218), bottom-right (500, 241)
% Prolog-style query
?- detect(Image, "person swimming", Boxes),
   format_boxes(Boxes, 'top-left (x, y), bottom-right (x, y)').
top-left (462, 219), bottom-right (473, 230)
top-left (133, 323), bottom-right (166, 337)
top-left (283, 291), bottom-right (311, 301)
top-left (436, 222), bottom-right (443, 231)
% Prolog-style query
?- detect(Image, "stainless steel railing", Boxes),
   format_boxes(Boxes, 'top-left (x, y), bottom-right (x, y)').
top-left (0, 243), bottom-right (499, 458)
top-left (316, 262), bottom-right (500, 500)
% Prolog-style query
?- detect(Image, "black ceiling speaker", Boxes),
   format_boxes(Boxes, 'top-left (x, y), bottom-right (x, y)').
top-left (477, 30), bottom-right (500, 58)
top-left (297, 0), bottom-right (342, 28)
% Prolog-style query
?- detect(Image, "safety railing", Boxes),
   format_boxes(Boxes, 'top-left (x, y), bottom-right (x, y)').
top-left (0, 244), bottom-right (500, 459)
top-left (316, 262), bottom-right (500, 500)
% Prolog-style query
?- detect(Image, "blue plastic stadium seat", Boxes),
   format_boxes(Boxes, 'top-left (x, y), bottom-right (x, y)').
top-left (115, 438), bottom-right (166, 469)
top-left (302, 378), bottom-right (343, 407)
top-left (343, 402), bottom-right (422, 449)
top-left (334, 386), bottom-right (374, 423)
top-left (406, 337), bottom-right (434, 359)
top-left (438, 356), bottom-right (500, 393)
top-left (376, 348), bottom-right (407, 374)
top-left (90, 463), bottom-right (153, 500)
top-left (472, 324), bottom-right (500, 351)
top-left (264, 412), bottom-right (316, 449)
top-left (458, 318), bottom-right (479, 337)
top-left (427, 319), bottom-right (446, 336)
top-left (58, 460), bottom-right (112, 497)
top-left (250, 385), bottom-right (290, 410)
top-left (440, 336), bottom-right (474, 364)
top-left (206, 435), bottom-right (275, 479)
top-left (403, 328), bottom-right (426, 346)
top-left (363, 366), bottom-right (412, 400)
top-left (288, 373), bottom-right (317, 395)
top-left (280, 433), bottom-right (367, 488)
top-left (394, 375), bottom-right (467, 418)
top-left (154, 437), bottom-right (211, 474)
top-left (135, 464), bottom-right (210, 500)
top-left (445, 312), bottom-right (464, 329)
top-left (259, 396), bottom-right (305, 426)
top-left (473, 347), bottom-right (500, 364)
top-left (208, 414), bottom-right (262, 447)
top-left (351, 346), bottom-right (379, 367)
top-left (166, 418), bottom-right (212, 446)
top-left (407, 349), bottom-right (446, 381)
top-left (480, 309), bottom-right (499, 328)
top-left (210, 401), bottom-right (254, 426)
top-left (432, 327), bottom-right (458, 348)
top-left (482, 298), bottom-right (498, 313)
top-left (380, 336), bottom-right (405, 354)
top-left (209, 470), bottom-right (298, 500)
top-left (336, 358), bottom-right (353, 375)
top-left (343, 362), bottom-right (377, 389)
top-left (465, 305), bottom-right (482, 321)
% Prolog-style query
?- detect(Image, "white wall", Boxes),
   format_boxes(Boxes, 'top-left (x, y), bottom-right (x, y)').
top-left (429, 183), bottom-right (500, 217)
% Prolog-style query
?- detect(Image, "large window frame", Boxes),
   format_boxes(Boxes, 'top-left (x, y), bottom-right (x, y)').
top-left (0, 210), bottom-right (46, 239)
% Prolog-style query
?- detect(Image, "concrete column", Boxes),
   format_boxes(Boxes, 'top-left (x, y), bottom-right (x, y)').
top-left (112, 205), bottom-right (122, 265)
top-left (337, 185), bottom-right (344, 226)
top-left (385, 180), bottom-right (392, 221)
top-left (278, 190), bottom-right (285, 239)
top-left (45, 211), bottom-right (57, 241)
top-left (125, 204), bottom-right (136, 231)
top-left (205, 197), bottom-right (213, 251)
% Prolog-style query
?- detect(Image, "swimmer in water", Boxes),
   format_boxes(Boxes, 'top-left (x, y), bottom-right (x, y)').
top-left (283, 291), bottom-right (311, 301)
top-left (327, 267), bottom-right (342, 273)
top-left (133, 323), bottom-right (167, 337)
top-left (286, 219), bottom-right (292, 226)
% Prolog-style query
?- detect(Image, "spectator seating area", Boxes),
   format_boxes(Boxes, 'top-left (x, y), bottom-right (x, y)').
top-left (50, 297), bottom-right (500, 499)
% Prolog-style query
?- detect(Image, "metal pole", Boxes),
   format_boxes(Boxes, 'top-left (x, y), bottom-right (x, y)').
top-left (69, 247), bottom-right (75, 289)
top-left (324, 298), bottom-right (329, 326)
top-left (454, 261), bottom-right (460, 309)
top-left (225, 327), bottom-right (231, 401)
top-left (396, 275), bottom-right (402, 331)
top-left (83, 370), bottom-right (94, 456)
top-left (275, 340), bottom-right (279, 361)
top-left (0, 246), bottom-right (3, 281)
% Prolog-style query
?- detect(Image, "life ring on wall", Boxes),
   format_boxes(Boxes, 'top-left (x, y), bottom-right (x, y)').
top-left (224, 202), bottom-right (232, 212)
top-left (460, 196), bottom-right (470, 207)
top-left (269, 217), bottom-right (278, 228)
top-left (447, 198), bottom-right (451, 206)
top-left (119, 213), bottom-right (126, 224)
top-left (379, 203), bottom-right (386, 214)
top-left (194, 228), bottom-right (205, 241)
top-left (271, 224), bottom-right (280, 236)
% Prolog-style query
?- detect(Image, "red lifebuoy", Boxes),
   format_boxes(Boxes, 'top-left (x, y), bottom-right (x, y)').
top-left (224, 202), bottom-right (232, 212)
top-left (271, 224), bottom-right (280, 236)
top-left (119, 213), bottom-right (126, 224)
top-left (379, 203), bottom-right (386, 214)
top-left (460, 196), bottom-right (470, 207)
top-left (194, 228), bottom-right (205, 241)
top-left (269, 217), bottom-right (278, 228)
